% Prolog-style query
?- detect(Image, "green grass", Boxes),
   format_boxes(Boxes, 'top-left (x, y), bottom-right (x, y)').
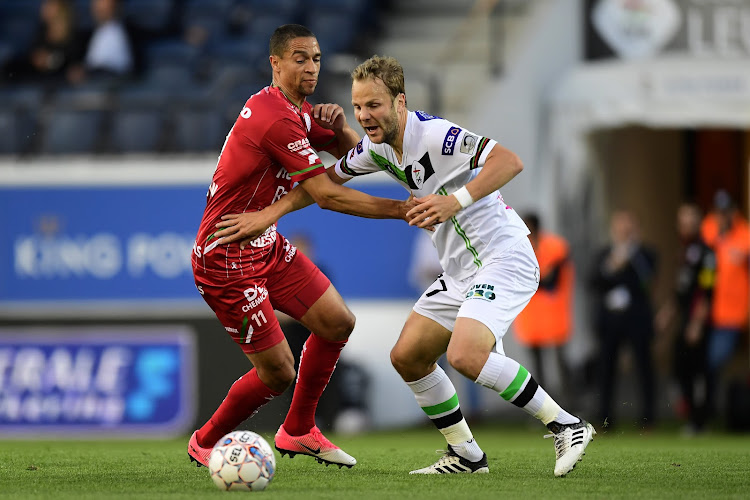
top-left (1, 425), bottom-right (749, 499)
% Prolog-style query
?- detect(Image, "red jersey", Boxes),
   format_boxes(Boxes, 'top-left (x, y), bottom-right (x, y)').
top-left (193, 86), bottom-right (336, 277)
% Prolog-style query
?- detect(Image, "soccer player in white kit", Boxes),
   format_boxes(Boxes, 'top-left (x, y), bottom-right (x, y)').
top-left (214, 55), bottom-right (595, 477)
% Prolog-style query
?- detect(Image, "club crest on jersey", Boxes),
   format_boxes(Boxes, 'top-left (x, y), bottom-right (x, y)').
top-left (442, 127), bottom-right (462, 155)
top-left (406, 152), bottom-right (435, 190)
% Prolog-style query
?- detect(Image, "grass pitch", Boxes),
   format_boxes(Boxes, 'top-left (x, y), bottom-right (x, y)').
top-left (1, 425), bottom-right (748, 499)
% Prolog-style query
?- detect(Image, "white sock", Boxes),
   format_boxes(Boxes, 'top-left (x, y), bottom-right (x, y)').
top-left (407, 365), bottom-right (484, 461)
top-left (476, 352), bottom-right (578, 425)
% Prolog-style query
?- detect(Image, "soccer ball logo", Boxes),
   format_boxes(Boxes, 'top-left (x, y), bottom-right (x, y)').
top-left (208, 431), bottom-right (276, 491)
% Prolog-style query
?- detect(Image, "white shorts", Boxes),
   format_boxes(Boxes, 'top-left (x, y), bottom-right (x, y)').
top-left (412, 237), bottom-right (540, 355)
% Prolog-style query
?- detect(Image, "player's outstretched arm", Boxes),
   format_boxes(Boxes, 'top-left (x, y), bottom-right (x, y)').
top-left (407, 144), bottom-right (523, 228)
top-left (300, 168), bottom-right (418, 220)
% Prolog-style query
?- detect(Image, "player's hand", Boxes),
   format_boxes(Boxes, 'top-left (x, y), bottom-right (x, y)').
top-left (312, 103), bottom-right (347, 132)
top-left (401, 195), bottom-right (435, 231)
top-left (214, 212), bottom-right (273, 249)
top-left (406, 194), bottom-right (461, 229)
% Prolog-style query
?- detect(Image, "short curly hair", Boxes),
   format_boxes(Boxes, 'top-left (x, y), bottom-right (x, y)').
top-left (351, 55), bottom-right (405, 100)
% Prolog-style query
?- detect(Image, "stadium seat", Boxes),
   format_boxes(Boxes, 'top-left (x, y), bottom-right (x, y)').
top-left (172, 109), bottom-right (226, 153)
top-left (0, 13), bottom-right (39, 56)
top-left (110, 109), bottom-right (165, 153)
top-left (208, 38), bottom-right (266, 75)
top-left (306, 12), bottom-right (357, 53)
top-left (0, 86), bottom-right (43, 155)
top-left (123, 0), bottom-right (175, 34)
top-left (146, 39), bottom-right (201, 69)
top-left (39, 110), bottom-right (104, 154)
top-left (245, 13), bottom-right (297, 42)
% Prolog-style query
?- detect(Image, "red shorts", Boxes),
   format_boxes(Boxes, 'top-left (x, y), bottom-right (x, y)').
top-left (194, 235), bottom-right (331, 354)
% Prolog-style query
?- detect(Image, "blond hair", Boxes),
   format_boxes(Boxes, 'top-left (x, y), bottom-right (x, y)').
top-left (351, 55), bottom-right (405, 100)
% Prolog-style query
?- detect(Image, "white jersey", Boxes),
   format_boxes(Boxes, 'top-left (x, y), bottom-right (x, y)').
top-left (335, 110), bottom-right (529, 281)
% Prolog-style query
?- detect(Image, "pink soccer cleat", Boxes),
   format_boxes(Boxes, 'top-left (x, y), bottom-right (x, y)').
top-left (187, 431), bottom-right (213, 468)
top-left (274, 425), bottom-right (357, 468)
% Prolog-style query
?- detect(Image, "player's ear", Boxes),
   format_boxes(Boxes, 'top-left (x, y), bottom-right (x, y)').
top-left (269, 54), bottom-right (279, 72)
top-left (396, 92), bottom-right (406, 110)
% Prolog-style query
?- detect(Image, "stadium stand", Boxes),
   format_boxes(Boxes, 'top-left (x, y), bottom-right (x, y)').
top-left (0, 0), bottom-right (381, 156)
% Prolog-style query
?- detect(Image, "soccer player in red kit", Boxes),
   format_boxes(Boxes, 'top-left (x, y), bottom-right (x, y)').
top-left (188, 24), bottom-right (414, 468)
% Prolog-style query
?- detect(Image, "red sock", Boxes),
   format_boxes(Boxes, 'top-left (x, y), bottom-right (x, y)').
top-left (196, 368), bottom-right (281, 448)
top-left (283, 333), bottom-right (346, 435)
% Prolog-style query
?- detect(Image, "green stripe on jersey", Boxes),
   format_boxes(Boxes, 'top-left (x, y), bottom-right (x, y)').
top-left (289, 163), bottom-right (324, 176)
top-left (439, 187), bottom-right (482, 268)
top-left (422, 393), bottom-right (460, 416)
top-left (500, 365), bottom-right (530, 401)
top-left (369, 150), bottom-right (408, 185)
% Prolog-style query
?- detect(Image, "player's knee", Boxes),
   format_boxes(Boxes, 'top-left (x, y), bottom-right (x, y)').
top-left (390, 344), bottom-right (427, 381)
top-left (258, 361), bottom-right (296, 392)
top-left (320, 309), bottom-right (355, 341)
top-left (446, 346), bottom-right (478, 380)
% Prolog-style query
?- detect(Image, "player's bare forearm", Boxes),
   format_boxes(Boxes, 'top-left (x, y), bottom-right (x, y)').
top-left (213, 187), bottom-right (316, 247)
top-left (463, 144), bottom-right (523, 201)
top-left (302, 173), bottom-right (418, 221)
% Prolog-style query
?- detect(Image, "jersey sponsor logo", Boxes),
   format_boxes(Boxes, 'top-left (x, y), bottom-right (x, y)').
top-left (442, 127), bottom-right (462, 155)
top-left (406, 152), bottom-right (435, 190)
top-left (287, 138), bottom-right (312, 152)
top-left (415, 110), bottom-right (442, 121)
top-left (465, 283), bottom-right (496, 301)
top-left (283, 239), bottom-right (297, 263)
top-left (224, 326), bottom-right (239, 334)
top-left (276, 168), bottom-right (292, 180)
top-left (242, 285), bottom-right (268, 312)
top-left (248, 224), bottom-right (277, 248)
top-left (356, 139), bottom-right (364, 155)
top-left (240, 107), bottom-right (252, 119)
top-left (460, 133), bottom-right (478, 154)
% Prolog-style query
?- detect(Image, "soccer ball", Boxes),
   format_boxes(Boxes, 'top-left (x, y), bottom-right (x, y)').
top-left (208, 430), bottom-right (276, 491)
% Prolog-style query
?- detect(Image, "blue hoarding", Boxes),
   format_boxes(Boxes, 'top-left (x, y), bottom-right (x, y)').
top-left (0, 326), bottom-right (196, 437)
top-left (0, 182), bottom-right (420, 310)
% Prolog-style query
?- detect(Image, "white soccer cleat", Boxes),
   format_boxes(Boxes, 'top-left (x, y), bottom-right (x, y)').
top-left (409, 445), bottom-right (489, 474)
top-left (545, 419), bottom-right (596, 477)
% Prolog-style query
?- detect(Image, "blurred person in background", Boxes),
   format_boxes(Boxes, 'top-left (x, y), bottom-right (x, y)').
top-left (655, 203), bottom-right (715, 434)
top-left (589, 210), bottom-right (658, 430)
top-left (221, 55), bottom-right (596, 478)
top-left (67, 0), bottom-right (133, 84)
top-left (513, 212), bottom-right (574, 396)
top-left (188, 25), bottom-right (416, 471)
top-left (26, 0), bottom-right (83, 82)
top-left (700, 190), bottom-right (750, 421)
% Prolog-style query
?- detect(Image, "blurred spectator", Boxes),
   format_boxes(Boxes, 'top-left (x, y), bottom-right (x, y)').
top-left (27, 0), bottom-right (84, 82)
top-left (589, 210), bottom-right (658, 429)
top-left (68, 0), bottom-right (133, 84)
top-left (514, 213), bottom-right (574, 394)
top-left (700, 190), bottom-right (750, 420)
top-left (655, 203), bottom-right (715, 434)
